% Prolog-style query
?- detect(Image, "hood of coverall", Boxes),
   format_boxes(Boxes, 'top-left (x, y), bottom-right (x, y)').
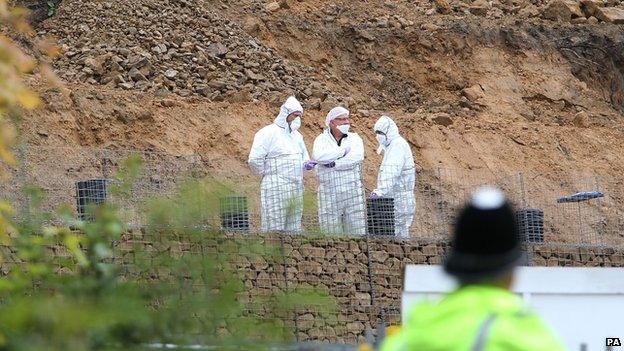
top-left (374, 115), bottom-right (400, 142)
top-left (274, 96), bottom-right (303, 129)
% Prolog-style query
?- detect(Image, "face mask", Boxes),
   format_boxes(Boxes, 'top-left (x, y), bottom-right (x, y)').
top-left (376, 134), bottom-right (387, 146)
top-left (376, 133), bottom-right (387, 154)
top-left (289, 117), bottom-right (301, 132)
top-left (337, 124), bottom-right (350, 134)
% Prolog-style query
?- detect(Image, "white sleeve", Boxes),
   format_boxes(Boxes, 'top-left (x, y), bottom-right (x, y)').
top-left (334, 133), bottom-right (364, 170)
top-left (248, 128), bottom-right (270, 176)
top-left (296, 133), bottom-right (310, 163)
top-left (302, 139), bottom-right (310, 162)
top-left (313, 135), bottom-right (344, 165)
top-left (373, 142), bottom-right (405, 196)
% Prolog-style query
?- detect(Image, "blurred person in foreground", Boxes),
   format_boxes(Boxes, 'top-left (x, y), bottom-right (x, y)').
top-left (381, 187), bottom-right (566, 351)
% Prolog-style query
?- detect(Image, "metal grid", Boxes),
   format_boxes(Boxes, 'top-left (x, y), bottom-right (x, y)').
top-left (75, 179), bottom-right (108, 220)
top-left (284, 235), bottom-right (372, 344)
top-left (2, 146), bottom-right (624, 246)
top-left (3, 146), bottom-right (624, 345)
top-left (0, 146), bottom-right (204, 227)
top-left (316, 161), bottom-right (366, 236)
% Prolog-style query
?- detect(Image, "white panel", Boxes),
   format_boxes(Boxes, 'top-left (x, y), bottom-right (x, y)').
top-left (512, 267), bottom-right (624, 294)
top-left (530, 294), bottom-right (624, 350)
top-left (402, 265), bottom-right (624, 351)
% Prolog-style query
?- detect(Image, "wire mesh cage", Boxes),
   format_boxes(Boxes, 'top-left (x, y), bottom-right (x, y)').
top-left (315, 161), bottom-right (366, 236)
top-left (220, 195), bottom-right (250, 232)
top-left (366, 198), bottom-right (395, 236)
top-left (3, 145), bottom-right (624, 345)
top-left (516, 208), bottom-right (544, 243)
top-left (3, 146), bottom-right (624, 247)
top-left (75, 178), bottom-right (108, 221)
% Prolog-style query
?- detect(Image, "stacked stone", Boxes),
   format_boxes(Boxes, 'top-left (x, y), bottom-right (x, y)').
top-left (285, 236), bottom-right (372, 344)
top-left (530, 243), bottom-right (624, 267)
top-left (104, 232), bottom-right (624, 343)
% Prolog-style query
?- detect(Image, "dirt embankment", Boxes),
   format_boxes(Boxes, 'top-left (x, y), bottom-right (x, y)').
top-left (11, 0), bottom-right (624, 207)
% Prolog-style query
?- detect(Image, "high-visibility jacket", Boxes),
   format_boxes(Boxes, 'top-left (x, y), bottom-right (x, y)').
top-left (381, 285), bottom-right (566, 351)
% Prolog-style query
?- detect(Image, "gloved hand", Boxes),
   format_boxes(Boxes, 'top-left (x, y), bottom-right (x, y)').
top-left (370, 191), bottom-right (380, 199)
top-left (303, 160), bottom-right (317, 170)
top-left (342, 146), bottom-right (351, 157)
top-left (323, 161), bottom-right (336, 168)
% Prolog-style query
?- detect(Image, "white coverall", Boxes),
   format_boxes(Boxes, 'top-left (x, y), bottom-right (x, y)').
top-left (313, 127), bottom-right (366, 235)
top-left (373, 116), bottom-right (416, 238)
top-left (248, 97), bottom-right (310, 233)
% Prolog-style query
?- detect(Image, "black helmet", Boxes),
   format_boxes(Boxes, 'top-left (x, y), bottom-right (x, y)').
top-left (444, 187), bottom-right (522, 280)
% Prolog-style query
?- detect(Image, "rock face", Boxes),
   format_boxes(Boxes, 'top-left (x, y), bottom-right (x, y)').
top-left (27, 0), bottom-right (624, 114)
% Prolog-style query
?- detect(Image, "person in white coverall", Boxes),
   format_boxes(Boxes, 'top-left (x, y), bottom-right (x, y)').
top-left (313, 107), bottom-right (366, 235)
top-left (371, 115), bottom-right (416, 238)
top-left (248, 96), bottom-right (317, 233)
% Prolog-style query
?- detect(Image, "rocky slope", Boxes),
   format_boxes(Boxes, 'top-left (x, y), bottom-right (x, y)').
top-left (9, 0), bottom-right (624, 234)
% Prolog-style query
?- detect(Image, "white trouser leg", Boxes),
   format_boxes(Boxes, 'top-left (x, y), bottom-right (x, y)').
top-left (318, 186), bottom-right (343, 235)
top-left (394, 191), bottom-right (416, 238)
top-left (284, 183), bottom-right (303, 233)
top-left (343, 186), bottom-right (366, 236)
top-left (261, 177), bottom-right (300, 232)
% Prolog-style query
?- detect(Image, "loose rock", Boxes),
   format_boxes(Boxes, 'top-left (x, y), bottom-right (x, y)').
top-left (542, 0), bottom-right (584, 21)
top-left (434, 0), bottom-right (453, 14)
top-left (469, 0), bottom-right (491, 16)
top-left (431, 113), bottom-right (454, 127)
top-left (593, 6), bottom-right (624, 23)
top-left (462, 84), bottom-right (485, 101)
top-left (164, 69), bottom-right (179, 79)
top-left (265, 1), bottom-right (281, 12)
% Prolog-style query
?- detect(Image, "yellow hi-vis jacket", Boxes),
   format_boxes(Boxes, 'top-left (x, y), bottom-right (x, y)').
top-left (381, 285), bottom-right (566, 351)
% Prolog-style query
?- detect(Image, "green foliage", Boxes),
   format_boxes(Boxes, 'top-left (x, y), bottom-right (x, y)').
top-left (0, 156), bottom-right (336, 350)
top-left (0, 4), bottom-right (335, 342)
top-left (46, 1), bottom-right (56, 17)
top-left (0, 156), bottom-right (149, 350)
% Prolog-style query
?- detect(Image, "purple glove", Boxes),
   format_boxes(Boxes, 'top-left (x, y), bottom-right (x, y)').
top-left (342, 146), bottom-right (351, 157)
top-left (303, 160), bottom-right (317, 170)
top-left (370, 191), bottom-right (380, 199)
